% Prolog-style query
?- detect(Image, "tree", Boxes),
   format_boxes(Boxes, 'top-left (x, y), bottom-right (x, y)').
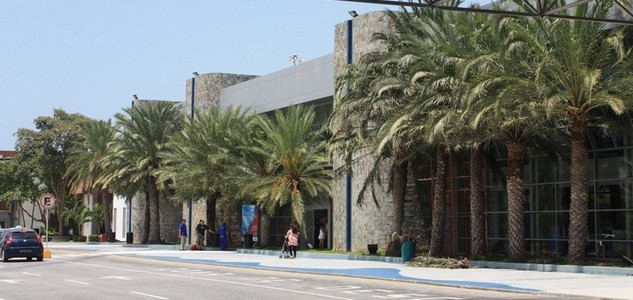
top-left (14, 109), bottom-right (94, 233)
top-left (246, 105), bottom-right (332, 232)
top-left (105, 101), bottom-right (182, 244)
top-left (66, 120), bottom-right (115, 238)
top-left (161, 105), bottom-right (254, 239)
top-left (532, 4), bottom-right (633, 263)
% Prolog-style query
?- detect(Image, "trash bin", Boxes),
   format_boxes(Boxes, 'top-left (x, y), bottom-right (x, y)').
top-left (244, 234), bottom-right (253, 248)
top-left (401, 240), bottom-right (416, 263)
top-left (126, 232), bottom-right (133, 244)
top-left (109, 232), bottom-right (116, 242)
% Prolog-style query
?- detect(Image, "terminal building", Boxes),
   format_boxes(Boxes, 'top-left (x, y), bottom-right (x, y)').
top-left (109, 10), bottom-right (633, 259)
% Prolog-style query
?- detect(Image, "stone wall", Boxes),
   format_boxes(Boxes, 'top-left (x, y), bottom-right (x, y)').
top-left (184, 73), bottom-right (258, 116)
top-left (331, 11), bottom-right (394, 252)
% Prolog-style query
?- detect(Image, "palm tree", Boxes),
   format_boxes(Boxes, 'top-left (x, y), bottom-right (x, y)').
top-left (245, 105), bottom-right (332, 233)
top-left (66, 120), bottom-right (115, 239)
top-left (105, 101), bottom-right (181, 244)
top-left (160, 106), bottom-right (253, 237)
top-left (530, 4), bottom-right (633, 263)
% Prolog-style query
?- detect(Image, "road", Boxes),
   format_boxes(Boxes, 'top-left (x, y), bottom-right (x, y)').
top-left (0, 249), bottom-right (592, 300)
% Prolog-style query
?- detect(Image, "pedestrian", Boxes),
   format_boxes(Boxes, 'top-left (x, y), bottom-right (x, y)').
top-left (318, 223), bottom-right (327, 249)
top-left (195, 220), bottom-right (213, 250)
top-left (218, 222), bottom-right (228, 251)
top-left (178, 219), bottom-right (188, 251)
top-left (285, 224), bottom-right (300, 258)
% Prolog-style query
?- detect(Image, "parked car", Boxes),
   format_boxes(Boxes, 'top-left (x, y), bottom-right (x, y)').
top-left (0, 226), bottom-right (44, 262)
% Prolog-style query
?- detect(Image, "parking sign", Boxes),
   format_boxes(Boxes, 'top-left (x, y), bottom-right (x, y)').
top-left (38, 193), bottom-right (56, 210)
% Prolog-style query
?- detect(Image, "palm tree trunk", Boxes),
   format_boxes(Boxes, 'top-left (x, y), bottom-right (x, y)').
top-left (469, 146), bottom-right (486, 259)
top-left (392, 150), bottom-right (408, 235)
top-left (259, 211), bottom-right (271, 248)
top-left (428, 145), bottom-right (448, 257)
top-left (507, 139), bottom-right (526, 262)
top-left (141, 191), bottom-right (149, 244)
top-left (148, 178), bottom-right (161, 244)
top-left (100, 187), bottom-right (111, 237)
top-left (567, 115), bottom-right (589, 263)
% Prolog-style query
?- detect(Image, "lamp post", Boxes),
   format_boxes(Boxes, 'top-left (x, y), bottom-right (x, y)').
top-left (188, 72), bottom-right (198, 245)
top-left (345, 13), bottom-right (355, 253)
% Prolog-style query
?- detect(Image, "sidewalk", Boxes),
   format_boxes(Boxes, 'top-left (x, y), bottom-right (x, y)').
top-left (47, 242), bottom-right (633, 300)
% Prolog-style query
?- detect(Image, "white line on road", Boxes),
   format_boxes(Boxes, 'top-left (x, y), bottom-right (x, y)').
top-left (131, 291), bottom-right (169, 299)
top-left (21, 272), bottom-right (41, 276)
top-left (65, 279), bottom-right (90, 285)
top-left (65, 259), bottom-right (354, 300)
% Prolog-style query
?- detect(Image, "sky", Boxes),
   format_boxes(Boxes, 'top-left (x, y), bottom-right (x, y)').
top-left (0, 0), bottom-right (390, 150)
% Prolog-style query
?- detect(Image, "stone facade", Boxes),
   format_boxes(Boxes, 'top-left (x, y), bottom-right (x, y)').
top-left (184, 73), bottom-right (258, 117)
top-left (331, 12), bottom-right (395, 252)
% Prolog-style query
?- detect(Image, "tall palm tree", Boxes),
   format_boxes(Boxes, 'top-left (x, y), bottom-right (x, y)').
top-left (66, 120), bottom-right (115, 239)
top-left (514, 2), bottom-right (633, 263)
top-left (160, 106), bottom-right (253, 234)
top-left (246, 105), bottom-right (332, 233)
top-left (104, 101), bottom-right (181, 244)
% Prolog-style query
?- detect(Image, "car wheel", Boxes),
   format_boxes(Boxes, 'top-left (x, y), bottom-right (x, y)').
top-left (36, 256), bottom-right (43, 262)
top-left (2, 250), bottom-right (8, 262)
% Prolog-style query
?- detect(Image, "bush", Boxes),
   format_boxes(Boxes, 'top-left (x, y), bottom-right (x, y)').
top-left (407, 256), bottom-right (469, 269)
top-left (88, 235), bottom-right (100, 242)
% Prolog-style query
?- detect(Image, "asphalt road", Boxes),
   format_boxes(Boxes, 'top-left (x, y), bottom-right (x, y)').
top-left (0, 249), bottom-right (592, 300)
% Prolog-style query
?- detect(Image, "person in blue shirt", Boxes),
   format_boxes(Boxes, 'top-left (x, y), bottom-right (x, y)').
top-left (178, 219), bottom-right (188, 250)
top-left (218, 222), bottom-right (228, 251)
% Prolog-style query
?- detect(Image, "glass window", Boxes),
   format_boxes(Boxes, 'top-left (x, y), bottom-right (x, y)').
top-left (595, 149), bottom-right (630, 180)
top-left (486, 189), bottom-right (507, 212)
top-left (486, 212), bottom-right (507, 238)
top-left (526, 184), bottom-right (556, 211)
top-left (525, 212), bottom-right (556, 239)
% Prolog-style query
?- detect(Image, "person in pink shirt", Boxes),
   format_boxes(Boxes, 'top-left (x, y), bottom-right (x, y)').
top-left (285, 224), bottom-right (300, 258)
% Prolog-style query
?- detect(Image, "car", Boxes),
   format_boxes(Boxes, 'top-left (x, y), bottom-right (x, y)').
top-left (0, 226), bottom-right (44, 262)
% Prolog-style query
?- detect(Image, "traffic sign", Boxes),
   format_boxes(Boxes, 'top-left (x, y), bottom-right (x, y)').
top-left (38, 193), bottom-right (56, 210)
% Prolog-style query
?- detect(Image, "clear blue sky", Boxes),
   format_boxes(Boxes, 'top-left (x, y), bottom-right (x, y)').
top-left (0, 0), bottom-right (387, 150)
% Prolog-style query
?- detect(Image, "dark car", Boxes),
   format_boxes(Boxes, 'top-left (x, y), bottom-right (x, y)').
top-left (0, 227), bottom-right (44, 262)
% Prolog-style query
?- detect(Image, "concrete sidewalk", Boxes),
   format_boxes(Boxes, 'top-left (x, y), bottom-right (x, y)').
top-left (47, 242), bottom-right (633, 300)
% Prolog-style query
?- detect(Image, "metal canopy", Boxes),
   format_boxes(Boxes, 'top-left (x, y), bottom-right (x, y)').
top-left (338, 0), bottom-right (633, 25)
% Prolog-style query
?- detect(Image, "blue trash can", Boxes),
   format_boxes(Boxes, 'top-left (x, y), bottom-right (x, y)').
top-left (401, 240), bottom-right (415, 263)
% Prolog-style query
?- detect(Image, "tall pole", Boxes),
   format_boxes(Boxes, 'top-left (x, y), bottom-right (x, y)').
top-left (345, 18), bottom-right (353, 252)
top-left (188, 73), bottom-right (197, 245)
top-left (45, 209), bottom-right (49, 249)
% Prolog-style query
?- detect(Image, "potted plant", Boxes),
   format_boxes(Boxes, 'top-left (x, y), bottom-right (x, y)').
top-left (367, 243), bottom-right (378, 255)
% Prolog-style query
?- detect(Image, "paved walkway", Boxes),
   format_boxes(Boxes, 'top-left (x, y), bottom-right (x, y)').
top-left (46, 242), bottom-right (633, 300)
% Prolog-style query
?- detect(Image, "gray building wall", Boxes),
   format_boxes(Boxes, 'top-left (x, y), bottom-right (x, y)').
top-left (220, 55), bottom-right (334, 113)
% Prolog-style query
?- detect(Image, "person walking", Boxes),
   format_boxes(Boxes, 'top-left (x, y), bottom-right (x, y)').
top-left (195, 220), bottom-right (213, 250)
top-left (318, 223), bottom-right (327, 249)
top-left (178, 219), bottom-right (188, 251)
top-left (218, 222), bottom-right (228, 251)
top-left (285, 224), bottom-right (300, 258)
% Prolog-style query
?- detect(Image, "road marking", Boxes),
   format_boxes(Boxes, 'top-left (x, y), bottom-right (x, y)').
top-left (131, 291), bottom-right (168, 299)
top-left (21, 271), bottom-right (41, 276)
top-left (101, 275), bottom-right (132, 280)
top-left (65, 279), bottom-right (90, 285)
top-left (0, 280), bottom-right (21, 284)
top-left (65, 260), bottom-right (354, 299)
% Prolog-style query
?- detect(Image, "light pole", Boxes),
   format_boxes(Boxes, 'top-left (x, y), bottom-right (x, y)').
top-left (188, 72), bottom-right (198, 245)
top-left (345, 12), bottom-right (355, 253)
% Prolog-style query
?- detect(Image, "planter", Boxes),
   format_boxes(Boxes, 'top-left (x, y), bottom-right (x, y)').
top-left (401, 240), bottom-right (416, 263)
top-left (367, 244), bottom-right (378, 255)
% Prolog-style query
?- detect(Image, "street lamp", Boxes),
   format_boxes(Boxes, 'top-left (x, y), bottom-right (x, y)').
top-left (348, 10), bottom-right (358, 18)
top-left (188, 72), bottom-right (199, 245)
